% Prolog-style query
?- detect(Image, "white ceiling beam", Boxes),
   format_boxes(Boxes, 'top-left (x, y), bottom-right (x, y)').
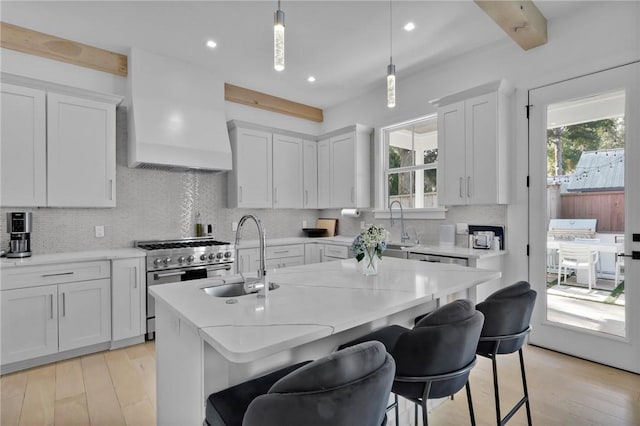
top-left (474, 1), bottom-right (547, 51)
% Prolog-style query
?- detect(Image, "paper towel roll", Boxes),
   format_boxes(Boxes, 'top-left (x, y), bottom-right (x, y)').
top-left (340, 209), bottom-right (361, 218)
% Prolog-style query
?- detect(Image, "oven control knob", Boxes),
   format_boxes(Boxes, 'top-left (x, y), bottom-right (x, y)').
top-left (153, 258), bottom-right (162, 266)
top-left (177, 256), bottom-right (185, 264)
top-left (200, 254), bottom-right (207, 261)
top-left (187, 255), bottom-right (195, 263)
top-left (216, 252), bottom-right (223, 259)
top-left (224, 251), bottom-right (232, 258)
top-left (163, 258), bottom-right (171, 265)
top-left (209, 253), bottom-right (216, 260)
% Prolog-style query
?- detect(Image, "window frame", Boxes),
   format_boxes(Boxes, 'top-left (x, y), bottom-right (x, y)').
top-left (374, 114), bottom-right (446, 220)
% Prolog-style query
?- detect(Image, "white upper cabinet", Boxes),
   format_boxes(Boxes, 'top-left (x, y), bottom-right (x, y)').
top-left (228, 126), bottom-right (273, 208)
top-left (432, 80), bottom-right (513, 206)
top-left (0, 84), bottom-right (47, 207)
top-left (318, 125), bottom-right (372, 209)
top-left (273, 133), bottom-right (303, 208)
top-left (0, 75), bottom-right (122, 208)
top-left (303, 140), bottom-right (318, 208)
top-left (47, 93), bottom-right (116, 207)
top-left (317, 139), bottom-right (331, 208)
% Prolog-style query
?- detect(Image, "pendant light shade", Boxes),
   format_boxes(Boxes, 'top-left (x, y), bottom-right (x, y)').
top-left (386, 0), bottom-right (396, 108)
top-left (387, 63), bottom-right (396, 108)
top-left (274, 2), bottom-right (285, 71)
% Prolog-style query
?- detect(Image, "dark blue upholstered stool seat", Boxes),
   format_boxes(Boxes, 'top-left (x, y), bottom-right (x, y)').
top-left (206, 341), bottom-right (395, 426)
top-left (339, 299), bottom-right (484, 426)
top-left (475, 281), bottom-right (537, 426)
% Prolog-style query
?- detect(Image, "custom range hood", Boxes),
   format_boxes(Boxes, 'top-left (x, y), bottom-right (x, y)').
top-left (127, 48), bottom-right (232, 171)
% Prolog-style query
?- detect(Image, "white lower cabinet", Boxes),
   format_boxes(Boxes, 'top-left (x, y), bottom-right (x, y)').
top-left (304, 243), bottom-right (351, 264)
top-left (58, 279), bottom-right (111, 352)
top-left (237, 245), bottom-right (306, 272)
top-left (0, 285), bottom-right (58, 363)
top-left (111, 258), bottom-right (145, 341)
top-left (1, 260), bottom-right (112, 369)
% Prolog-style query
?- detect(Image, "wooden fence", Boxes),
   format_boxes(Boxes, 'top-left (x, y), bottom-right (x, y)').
top-left (560, 191), bottom-right (624, 232)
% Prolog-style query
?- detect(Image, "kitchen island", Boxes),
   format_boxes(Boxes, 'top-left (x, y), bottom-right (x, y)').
top-left (150, 257), bottom-right (500, 425)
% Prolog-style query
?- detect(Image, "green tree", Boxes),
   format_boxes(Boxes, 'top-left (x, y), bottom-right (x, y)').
top-left (547, 117), bottom-right (624, 176)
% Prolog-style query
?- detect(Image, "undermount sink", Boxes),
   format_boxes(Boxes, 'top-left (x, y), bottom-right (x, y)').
top-left (201, 277), bottom-right (280, 297)
top-left (383, 243), bottom-right (416, 259)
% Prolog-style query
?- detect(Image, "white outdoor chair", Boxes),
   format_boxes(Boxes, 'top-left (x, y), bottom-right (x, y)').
top-left (615, 235), bottom-right (625, 286)
top-left (557, 242), bottom-right (599, 291)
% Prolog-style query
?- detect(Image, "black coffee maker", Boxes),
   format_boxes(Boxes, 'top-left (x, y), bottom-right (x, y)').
top-left (7, 212), bottom-right (32, 258)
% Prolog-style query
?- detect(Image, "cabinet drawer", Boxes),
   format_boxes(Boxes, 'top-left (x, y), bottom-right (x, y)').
top-left (323, 245), bottom-right (349, 259)
top-left (1, 261), bottom-right (111, 290)
top-left (267, 244), bottom-right (304, 259)
top-left (266, 256), bottom-right (305, 269)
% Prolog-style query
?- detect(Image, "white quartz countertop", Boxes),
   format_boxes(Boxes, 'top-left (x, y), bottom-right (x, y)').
top-left (406, 244), bottom-right (507, 259)
top-left (0, 248), bottom-right (146, 268)
top-left (150, 257), bottom-right (500, 363)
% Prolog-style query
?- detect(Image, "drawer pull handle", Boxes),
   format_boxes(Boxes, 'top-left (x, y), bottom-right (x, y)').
top-left (155, 271), bottom-right (186, 279)
top-left (133, 266), bottom-right (137, 289)
top-left (273, 250), bottom-right (289, 254)
top-left (42, 272), bottom-right (74, 277)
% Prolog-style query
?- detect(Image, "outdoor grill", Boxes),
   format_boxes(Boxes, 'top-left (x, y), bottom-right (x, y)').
top-left (548, 219), bottom-right (597, 240)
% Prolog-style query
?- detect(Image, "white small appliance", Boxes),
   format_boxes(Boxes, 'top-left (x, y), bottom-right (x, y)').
top-left (472, 231), bottom-right (495, 249)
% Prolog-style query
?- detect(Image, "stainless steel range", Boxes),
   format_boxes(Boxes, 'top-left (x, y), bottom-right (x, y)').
top-left (135, 237), bottom-right (234, 339)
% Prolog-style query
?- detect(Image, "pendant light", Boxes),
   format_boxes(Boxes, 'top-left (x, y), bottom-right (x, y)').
top-left (274, 0), bottom-right (285, 71)
top-left (387, 0), bottom-right (396, 108)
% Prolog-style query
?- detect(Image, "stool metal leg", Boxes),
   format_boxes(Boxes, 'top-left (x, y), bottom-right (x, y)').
top-left (519, 348), bottom-right (533, 426)
top-left (491, 354), bottom-right (502, 426)
top-left (465, 381), bottom-right (476, 426)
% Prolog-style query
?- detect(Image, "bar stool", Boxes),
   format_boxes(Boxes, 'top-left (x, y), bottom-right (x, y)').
top-left (205, 341), bottom-right (395, 426)
top-left (339, 299), bottom-right (484, 426)
top-left (475, 281), bottom-right (537, 426)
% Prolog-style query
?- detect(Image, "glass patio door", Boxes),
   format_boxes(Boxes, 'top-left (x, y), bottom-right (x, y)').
top-left (528, 62), bottom-right (640, 373)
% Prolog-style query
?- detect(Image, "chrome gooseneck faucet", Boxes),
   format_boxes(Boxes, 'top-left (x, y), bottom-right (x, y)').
top-left (389, 200), bottom-right (410, 244)
top-left (235, 214), bottom-right (267, 290)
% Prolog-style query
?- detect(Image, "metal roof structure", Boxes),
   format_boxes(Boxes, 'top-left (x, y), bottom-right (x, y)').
top-left (567, 148), bottom-right (624, 192)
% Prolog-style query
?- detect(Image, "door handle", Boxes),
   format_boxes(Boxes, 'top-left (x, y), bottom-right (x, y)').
top-left (50, 294), bottom-right (54, 319)
top-left (350, 187), bottom-right (355, 203)
top-left (109, 179), bottom-right (114, 200)
top-left (459, 177), bottom-right (463, 198)
top-left (62, 292), bottom-right (66, 317)
top-left (155, 271), bottom-right (186, 279)
top-left (133, 266), bottom-right (137, 289)
top-left (619, 251), bottom-right (640, 260)
top-left (467, 177), bottom-right (471, 197)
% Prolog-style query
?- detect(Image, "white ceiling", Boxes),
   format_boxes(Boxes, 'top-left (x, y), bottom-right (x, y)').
top-left (2, 1), bottom-right (586, 109)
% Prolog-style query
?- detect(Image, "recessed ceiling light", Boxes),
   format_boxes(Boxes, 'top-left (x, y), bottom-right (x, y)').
top-left (206, 40), bottom-right (217, 49)
top-left (307, 76), bottom-right (316, 83)
top-left (404, 22), bottom-right (416, 32)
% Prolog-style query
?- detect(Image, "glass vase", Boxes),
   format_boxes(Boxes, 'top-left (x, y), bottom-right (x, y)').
top-left (362, 248), bottom-right (379, 275)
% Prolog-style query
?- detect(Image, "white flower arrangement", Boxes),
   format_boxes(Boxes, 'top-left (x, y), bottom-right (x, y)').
top-left (351, 224), bottom-right (388, 263)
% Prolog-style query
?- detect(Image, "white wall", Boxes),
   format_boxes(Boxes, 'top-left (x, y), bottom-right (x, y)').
top-left (321, 1), bottom-right (640, 286)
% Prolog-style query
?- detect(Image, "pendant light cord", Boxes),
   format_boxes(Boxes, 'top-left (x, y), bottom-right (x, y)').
top-left (389, 0), bottom-right (393, 64)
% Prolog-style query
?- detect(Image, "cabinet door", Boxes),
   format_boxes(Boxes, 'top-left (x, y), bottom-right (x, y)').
top-left (237, 248), bottom-right (260, 274)
top-left (47, 93), bottom-right (116, 207)
top-left (58, 279), bottom-right (111, 352)
top-left (465, 92), bottom-right (498, 205)
top-left (235, 129), bottom-right (273, 208)
top-left (0, 285), bottom-right (58, 364)
top-left (111, 258), bottom-right (144, 341)
top-left (0, 84), bottom-right (47, 207)
top-left (317, 139), bottom-right (331, 208)
top-left (437, 101), bottom-right (467, 206)
top-left (303, 140), bottom-right (318, 208)
top-left (330, 133), bottom-right (356, 207)
top-left (273, 134), bottom-right (303, 208)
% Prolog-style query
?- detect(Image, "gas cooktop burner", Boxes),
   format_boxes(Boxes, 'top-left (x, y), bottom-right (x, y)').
top-left (135, 238), bottom-right (230, 250)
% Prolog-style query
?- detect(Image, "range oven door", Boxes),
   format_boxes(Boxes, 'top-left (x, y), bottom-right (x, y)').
top-left (146, 263), bottom-right (232, 339)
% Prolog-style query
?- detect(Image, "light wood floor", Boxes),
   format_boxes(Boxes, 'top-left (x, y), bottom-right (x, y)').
top-left (1, 342), bottom-right (639, 426)
top-left (1, 342), bottom-right (156, 426)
